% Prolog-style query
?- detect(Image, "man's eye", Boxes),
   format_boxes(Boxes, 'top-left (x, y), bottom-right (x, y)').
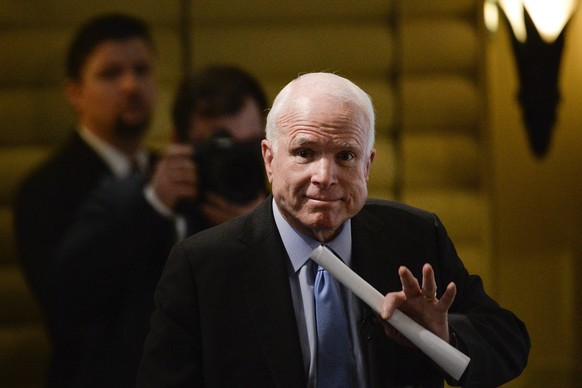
top-left (99, 67), bottom-right (122, 80)
top-left (296, 148), bottom-right (313, 158)
top-left (135, 63), bottom-right (152, 77)
top-left (337, 151), bottom-right (355, 161)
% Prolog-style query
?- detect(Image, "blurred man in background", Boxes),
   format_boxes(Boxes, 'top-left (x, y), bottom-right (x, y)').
top-left (168, 64), bottom-right (268, 228)
top-left (13, 13), bottom-right (158, 387)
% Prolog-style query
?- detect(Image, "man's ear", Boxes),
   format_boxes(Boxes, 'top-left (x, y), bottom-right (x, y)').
top-left (261, 139), bottom-right (274, 183)
top-left (170, 128), bottom-right (182, 144)
top-left (364, 149), bottom-right (376, 181)
top-left (65, 79), bottom-right (82, 112)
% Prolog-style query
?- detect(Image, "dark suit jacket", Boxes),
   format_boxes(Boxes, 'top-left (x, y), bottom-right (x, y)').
top-left (52, 174), bottom-right (177, 387)
top-left (14, 131), bottom-right (112, 309)
top-left (51, 162), bottom-right (209, 387)
top-left (13, 132), bottom-right (113, 387)
top-left (14, 131), bottom-right (170, 387)
top-left (137, 197), bottom-right (530, 388)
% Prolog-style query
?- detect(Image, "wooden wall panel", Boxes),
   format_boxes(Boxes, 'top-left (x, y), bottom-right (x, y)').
top-left (401, 0), bottom-right (477, 16)
top-left (0, 146), bottom-right (51, 203)
top-left (368, 139), bottom-right (397, 197)
top-left (401, 75), bottom-right (479, 132)
top-left (190, 24), bottom-right (393, 79)
top-left (402, 189), bottom-right (489, 243)
top-left (0, 1), bottom-right (179, 27)
top-left (0, 28), bottom-right (182, 86)
top-left (0, 209), bottom-right (16, 265)
top-left (0, 270), bottom-right (42, 324)
top-left (191, 0), bottom-right (392, 23)
top-left (402, 133), bottom-right (480, 188)
top-left (0, 89), bottom-right (73, 144)
top-left (395, 1), bottom-right (490, 288)
top-left (401, 20), bottom-right (478, 73)
top-left (0, 30), bottom-right (70, 87)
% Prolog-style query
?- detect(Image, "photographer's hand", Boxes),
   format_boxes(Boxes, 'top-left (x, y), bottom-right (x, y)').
top-left (202, 192), bottom-right (266, 225)
top-left (150, 144), bottom-right (198, 210)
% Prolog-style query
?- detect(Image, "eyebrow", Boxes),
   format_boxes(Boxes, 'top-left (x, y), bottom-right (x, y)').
top-left (290, 136), bottom-right (360, 152)
top-left (290, 137), bottom-right (315, 147)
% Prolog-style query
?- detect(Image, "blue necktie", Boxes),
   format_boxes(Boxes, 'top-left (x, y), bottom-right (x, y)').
top-left (313, 261), bottom-right (353, 388)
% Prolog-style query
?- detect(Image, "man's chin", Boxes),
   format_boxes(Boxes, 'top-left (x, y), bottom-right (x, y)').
top-left (307, 201), bottom-right (345, 218)
top-left (309, 222), bottom-right (344, 243)
top-left (116, 117), bottom-right (150, 139)
top-left (305, 213), bottom-right (344, 234)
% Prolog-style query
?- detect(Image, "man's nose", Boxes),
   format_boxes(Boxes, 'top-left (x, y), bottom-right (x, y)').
top-left (120, 71), bottom-right (139, 92)
top-left (311, 157), bottom-right (337, 187)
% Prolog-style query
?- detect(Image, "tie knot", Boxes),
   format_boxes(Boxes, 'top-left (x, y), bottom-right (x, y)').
top-left (311, 244), bottom-right (337, 272)
top-left (309, 260), bottom-right (324, 279)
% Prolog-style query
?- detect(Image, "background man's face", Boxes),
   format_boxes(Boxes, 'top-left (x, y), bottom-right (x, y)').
top-left (67, 38), bottom-right (157, 141)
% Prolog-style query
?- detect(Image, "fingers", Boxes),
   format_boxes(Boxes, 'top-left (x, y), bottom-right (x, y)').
top-left (399, 264), bottom-right (439, 301)
top-left (201, 203), bottom-right (234, 226)
top-left (421, 264), bottom-right (437, 302)
top-left (438, 282), bottom-right (457, 311)
top-left (161, 146), bottom-right (197, 183)
top-left (150, 145), bottom-right (198, 209)
top-left (398, 266), bottom-right (420, 296)
top-left (204, 193), bottom-right (234, 210)
top-left (380, 291), bottom-right (406, 320)
top-left (379, 319), bottom-right (415, 348)
top-left (384, 264), bottom-right (456, 344)
top-left (202, 192), bottom-right (264, 225)
top-left (163, 143), bottom-right (194, 158)
top-left (398, 264), bottom-right (456, 311)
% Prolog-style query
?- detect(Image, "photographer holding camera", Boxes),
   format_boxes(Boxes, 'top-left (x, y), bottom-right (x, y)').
top-left (149, 64), bottom-right (268, 235)
top-left (52, 65), bottom-right (268, 387)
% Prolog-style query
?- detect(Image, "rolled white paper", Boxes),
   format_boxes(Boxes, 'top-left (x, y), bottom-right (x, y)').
top-left (309, 245), bottom-right (470, 381)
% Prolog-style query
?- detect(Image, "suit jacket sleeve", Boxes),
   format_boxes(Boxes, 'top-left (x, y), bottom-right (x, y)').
top-left (53, 175), bottom-right (176, 313)
top-left (354, 201), bottom-right (530, 388)
top-left (432, 214), bottom-right (530, 387)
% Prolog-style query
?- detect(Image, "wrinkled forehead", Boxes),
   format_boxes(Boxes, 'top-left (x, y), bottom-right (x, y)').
top-left (282, 92), bottom-right (369, 131)
top-left (267, 73), bottom-right (375, 153)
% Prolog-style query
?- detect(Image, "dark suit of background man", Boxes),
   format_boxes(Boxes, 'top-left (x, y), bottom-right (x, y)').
top-left (12, 13), bottom-right (159, 387)
top-left (50, 65), bottom-right (269, 387)
top-left (137, 72), bottom-right (530, 387)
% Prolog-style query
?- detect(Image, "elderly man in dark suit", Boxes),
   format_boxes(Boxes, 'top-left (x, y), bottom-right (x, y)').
top-left (137, 72), bottom-right (530, 387)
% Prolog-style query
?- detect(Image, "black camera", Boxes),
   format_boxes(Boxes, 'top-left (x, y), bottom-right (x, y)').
top-left (194, 131), bottom-right (266, 204)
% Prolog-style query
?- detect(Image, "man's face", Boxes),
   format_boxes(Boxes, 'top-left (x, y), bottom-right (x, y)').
top-left (262, 95), bottom-right (375, 242)
top-left (66, 38), bottom-right (156, 143)
top-left (187, 97), bottom-right (264, 144)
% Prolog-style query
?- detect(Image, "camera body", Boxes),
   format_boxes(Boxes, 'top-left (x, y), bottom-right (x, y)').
top-left (194, 132), bottom-right (266, 204)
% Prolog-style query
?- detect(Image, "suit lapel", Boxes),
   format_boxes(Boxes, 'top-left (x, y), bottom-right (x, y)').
top-left (352, 203), bottom-right (431, 388)
top-left (69, 131), bottom-right (113, 176)
top-left (234, 199), bottom-right (307, 388)
top-left (351, 205), bottom-right (403, 295)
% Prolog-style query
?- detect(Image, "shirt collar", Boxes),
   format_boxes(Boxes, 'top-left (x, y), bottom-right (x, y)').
top-left (78, 126), bottom-right (148, 178)
top-left (272, 198), bottom-right (352, 273)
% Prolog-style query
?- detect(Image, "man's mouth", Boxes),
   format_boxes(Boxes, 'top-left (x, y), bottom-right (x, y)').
top-left (306, 196), bottom-right (341, 203)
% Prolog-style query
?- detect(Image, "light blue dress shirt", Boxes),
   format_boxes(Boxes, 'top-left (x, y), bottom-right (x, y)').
top-left (272, 199), bottom-right (367, 388)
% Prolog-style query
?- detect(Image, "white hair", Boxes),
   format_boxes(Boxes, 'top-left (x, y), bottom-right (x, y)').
top-left (265, 72), bottom-right (375, 153)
